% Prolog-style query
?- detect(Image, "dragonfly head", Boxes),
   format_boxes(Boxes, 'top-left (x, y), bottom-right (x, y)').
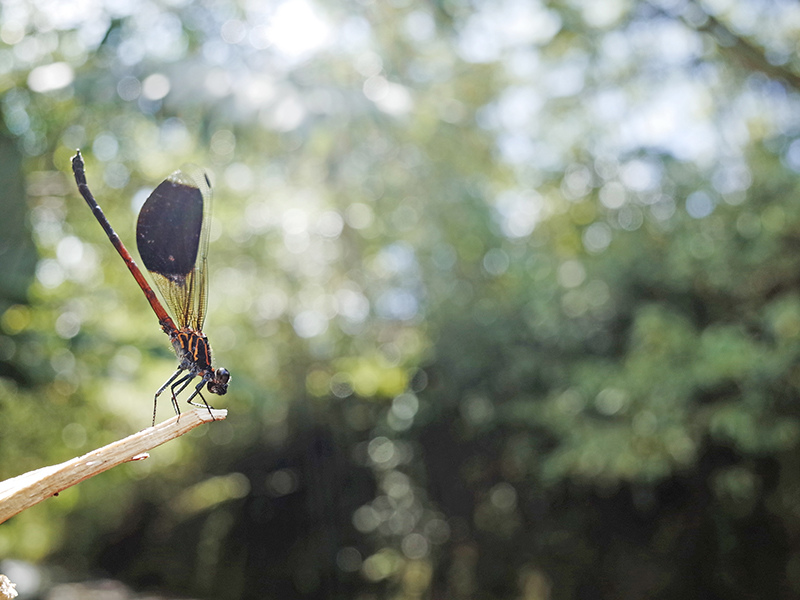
top-left (207, 367), bottom-right (230, 395)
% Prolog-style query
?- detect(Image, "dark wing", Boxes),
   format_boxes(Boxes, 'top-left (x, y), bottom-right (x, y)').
top-left (136, 166), bottom-right (212, 331)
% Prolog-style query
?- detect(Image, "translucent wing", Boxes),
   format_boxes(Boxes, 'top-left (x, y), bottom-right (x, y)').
top-left (136, 166), bottom-right (212, 332)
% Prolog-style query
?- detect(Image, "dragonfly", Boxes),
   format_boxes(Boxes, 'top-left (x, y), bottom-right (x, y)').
top-left (71, 150), bottom-right (230, 426)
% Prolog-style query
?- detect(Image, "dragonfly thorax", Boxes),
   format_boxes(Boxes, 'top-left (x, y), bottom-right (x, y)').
top-left (172, 329), bottom-right (212, 371)
top-left (171, 329), bottom-right (230, 396)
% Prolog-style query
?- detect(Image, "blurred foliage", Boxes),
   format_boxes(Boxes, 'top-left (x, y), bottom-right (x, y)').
top-left (3, 0), bottom-right (800, 598)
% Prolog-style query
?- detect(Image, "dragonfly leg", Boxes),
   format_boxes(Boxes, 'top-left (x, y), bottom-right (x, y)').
top-left (153, 368), bottom-right (187, 427)
top-left (185, 378), bottom-right (216, 420)
top-left (168, 372), bottom-right (198, 423)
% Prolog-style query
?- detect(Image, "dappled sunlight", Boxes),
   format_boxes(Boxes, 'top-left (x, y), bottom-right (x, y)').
top-left (3, 0), bottom-right (800, 597)
top-left (266, 0), bottom-right (332, 59)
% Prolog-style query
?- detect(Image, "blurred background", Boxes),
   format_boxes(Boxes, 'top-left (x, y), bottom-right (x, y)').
top-left (1, 0), bottom-right (800, 598)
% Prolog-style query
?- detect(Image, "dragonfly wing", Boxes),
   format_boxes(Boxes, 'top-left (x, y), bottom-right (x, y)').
top-left (136, 167), bottom-right (211, 331)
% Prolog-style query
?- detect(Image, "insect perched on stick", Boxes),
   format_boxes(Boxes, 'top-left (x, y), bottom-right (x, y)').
top-left (71, 151), bottom-right (230, 426)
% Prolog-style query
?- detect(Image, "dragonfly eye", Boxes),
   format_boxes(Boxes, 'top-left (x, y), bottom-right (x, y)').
top-left (207, 368), bottom-right (230, 395)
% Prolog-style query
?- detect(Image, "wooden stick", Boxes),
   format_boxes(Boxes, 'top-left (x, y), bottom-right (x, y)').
top-left (0, 574), bottom-right (18, 599)
top-left (0, 408), bottom-right (227, 525)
